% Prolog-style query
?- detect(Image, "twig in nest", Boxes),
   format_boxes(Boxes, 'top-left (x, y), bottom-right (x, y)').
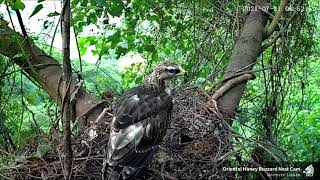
top-left (93, 107), bottom-right (108, 125)
top-left (0, 174), bottom-right (14, 180)
top-left (149, 168), bottom-right (178, 180)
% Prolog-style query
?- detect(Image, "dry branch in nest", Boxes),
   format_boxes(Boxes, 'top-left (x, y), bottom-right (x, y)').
top-left (0, 86), bottom-right (249, 179)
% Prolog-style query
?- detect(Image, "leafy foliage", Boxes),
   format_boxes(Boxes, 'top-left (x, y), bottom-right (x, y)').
top-left (0, 0), bottom-right (320, 172)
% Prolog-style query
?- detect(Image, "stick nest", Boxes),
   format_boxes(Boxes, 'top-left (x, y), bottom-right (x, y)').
top-left (1, 86), bottom-right (235, 179)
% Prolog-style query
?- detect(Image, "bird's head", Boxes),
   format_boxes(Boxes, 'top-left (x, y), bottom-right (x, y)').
top-left (154, 61), bottom-right (188, 80)
top-left (145, 61), bottom-right (187, 93)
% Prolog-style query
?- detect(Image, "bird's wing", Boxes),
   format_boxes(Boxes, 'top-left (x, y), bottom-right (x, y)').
top-left (113, 87), bottom-right (172, 129)
top-left (107, 87), bottom-right (173, 167)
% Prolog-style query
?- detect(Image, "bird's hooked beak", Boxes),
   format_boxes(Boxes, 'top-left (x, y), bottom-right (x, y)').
top-left (177, 68), bottom-right (188, 76)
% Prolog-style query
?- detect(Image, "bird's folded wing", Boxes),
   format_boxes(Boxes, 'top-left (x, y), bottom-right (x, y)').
top-left (113, 87), bottom-right (172, 129)
top-left (107, 87), bottom-right (173, 166)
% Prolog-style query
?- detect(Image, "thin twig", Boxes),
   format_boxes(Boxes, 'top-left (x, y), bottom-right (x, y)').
top-left (15, 10), bottom-right (27, 36)
top-left (50, 16), bottom-right (61, 55)
top-left (5, 3), bottom-right (15, 31)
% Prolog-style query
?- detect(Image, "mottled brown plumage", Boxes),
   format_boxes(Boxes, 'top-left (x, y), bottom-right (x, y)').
top-left (104, 61), bottom-right (186, 180)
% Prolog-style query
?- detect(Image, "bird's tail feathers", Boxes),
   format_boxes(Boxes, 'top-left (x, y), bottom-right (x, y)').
top-left (121, 166), bottom-right (141, 179)
top-left (105, 166), bottom-right (141, 180)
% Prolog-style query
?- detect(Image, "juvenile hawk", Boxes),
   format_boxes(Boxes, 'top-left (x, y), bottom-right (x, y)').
top-left (104, 61), bottom-right (187, 180)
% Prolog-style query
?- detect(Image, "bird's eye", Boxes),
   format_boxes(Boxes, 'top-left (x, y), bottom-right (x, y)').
top-left (168, 69), bottom-right (180, 74)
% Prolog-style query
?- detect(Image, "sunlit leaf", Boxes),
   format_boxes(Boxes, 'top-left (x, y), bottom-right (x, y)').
top-left (29, 4), bottom-right (43, 19)
top-left (47, 11), bottom-right (60, 17)
top-left (12, 0), bottom-right (25, 10)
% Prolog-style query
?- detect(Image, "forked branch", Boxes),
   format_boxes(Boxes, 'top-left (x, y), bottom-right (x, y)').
top-left (266, 0), bottom-right (289, 37)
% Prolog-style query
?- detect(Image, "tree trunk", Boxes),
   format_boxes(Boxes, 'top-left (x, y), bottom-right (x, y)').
top-left (217, 0), bottom-right (270, 121)
top-left (0, 19), bottom-right (103, 127)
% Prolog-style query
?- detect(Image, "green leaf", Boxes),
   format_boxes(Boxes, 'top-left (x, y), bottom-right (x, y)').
top-left (29, 4), bottom-right (43, 19)
top-left (29, 96), bottom-right (36, 105)
top-left (108, 30), bottom-right (121, 48)
top-left (80, 6), bottom-right (101, 10)
top-left (107, 0), bottom-right (124, 16)
top-left (43, 20), bottom-right (50, 29)
top-left (12, 0), bottom-right (25, 10)
top-left (147, 14), bottom-right (159, 22)
top-left (47, 11), bottom-right (60, 17)
top-left (144, 45), bottom-right (155, 52)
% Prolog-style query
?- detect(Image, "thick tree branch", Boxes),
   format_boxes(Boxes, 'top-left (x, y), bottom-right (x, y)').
top-left (0, 19), bottom-right (102, 127)
top-left (211, 74), bottom-right (255, 101)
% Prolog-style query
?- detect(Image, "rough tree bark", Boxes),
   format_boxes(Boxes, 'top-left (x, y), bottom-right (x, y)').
top-left (213, 0), bottom-right (270, 122)
top-left (0, 19), bottom-right (104, 127)
top-left (61, 0), bottom-right (73, 178)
